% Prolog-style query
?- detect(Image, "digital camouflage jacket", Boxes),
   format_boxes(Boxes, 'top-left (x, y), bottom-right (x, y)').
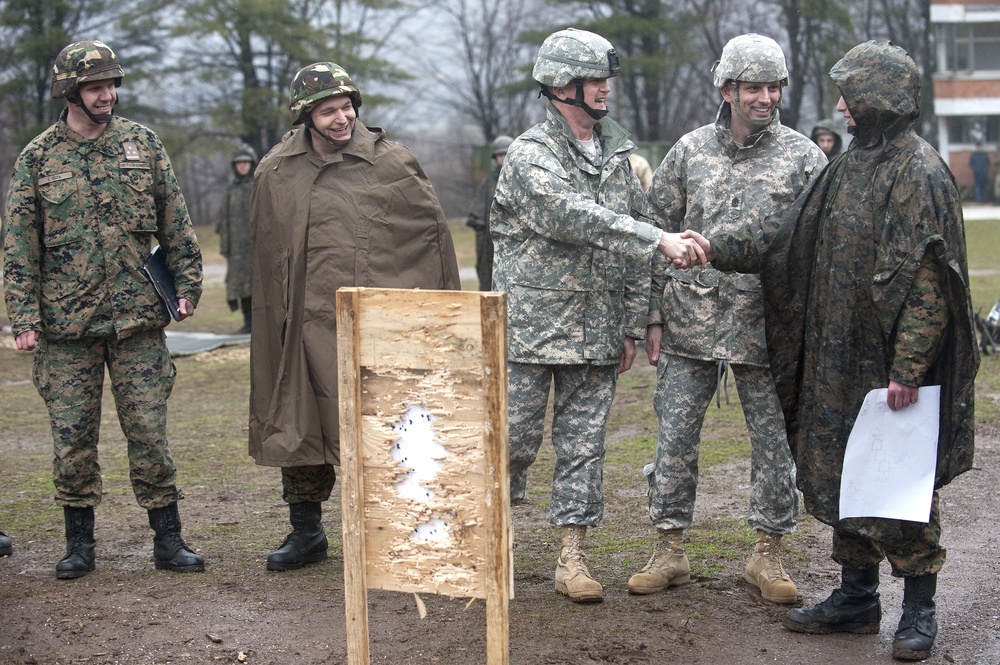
top-left (3, 112), bottom-right (202, 340)
top-left (648, 104), bottom-right (826, 366)
top-left (491, 106), bottom-right (660, 365)
top-left (712, 42), bottom-right (979, 536)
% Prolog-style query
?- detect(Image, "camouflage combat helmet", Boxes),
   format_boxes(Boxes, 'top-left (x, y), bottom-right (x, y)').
top-left (231, 144), bottom-right (258, 164)
top-left (491, 135), bottom-right (514, 156)
top-left (711, 34), bottom-right (788, 88)
top-left (51, 40), bottom-right (124, 100)
top-left (532, 28), bottom-right (620, 88)
top-left (288, 62), bottom-right (362, 125)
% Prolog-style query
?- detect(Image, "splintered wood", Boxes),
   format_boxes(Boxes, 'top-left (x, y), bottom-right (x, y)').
top-left (337, 287), bottom-right (511, 665)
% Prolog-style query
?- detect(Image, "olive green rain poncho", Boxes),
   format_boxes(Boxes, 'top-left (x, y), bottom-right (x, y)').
top-left (712, 41), bottom-right (980, 538)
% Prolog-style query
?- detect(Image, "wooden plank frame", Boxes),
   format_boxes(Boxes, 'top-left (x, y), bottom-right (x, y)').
top-left (337, 287), bottom-right (511, 665)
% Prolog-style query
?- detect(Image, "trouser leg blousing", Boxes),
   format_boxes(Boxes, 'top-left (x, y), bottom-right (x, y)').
top-left (56, 506), bottom-right (96, 579)
top-left (267, 501), bottom-right (328, 571)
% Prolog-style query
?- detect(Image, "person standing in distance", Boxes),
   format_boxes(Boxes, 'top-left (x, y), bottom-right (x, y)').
top-left (466, 135), bottom-right (513, 291)
top-left (217, 144), bottom-right (257, 334)
top-left (491, 28), bottom-right (706, 603)
top-left (249, 63), bottom-right (461, 571)
top-left (3, 40), bottom-right (205, 579)
top-left (629, 34), bottom-right (827, 605)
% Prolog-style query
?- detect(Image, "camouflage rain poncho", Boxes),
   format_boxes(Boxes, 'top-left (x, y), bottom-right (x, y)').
top-left (712, 41), bottom-right (979, 535)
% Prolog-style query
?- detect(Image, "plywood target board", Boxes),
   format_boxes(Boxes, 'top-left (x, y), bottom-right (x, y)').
top-left (337, 287), bottom-right (511, 665)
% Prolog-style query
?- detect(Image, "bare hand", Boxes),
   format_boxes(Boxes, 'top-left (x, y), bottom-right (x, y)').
top-left (680, 229), bottom-right (715, 263)
top-left (645, 324), bottom-right (663, 366)
top-left (886, 380), bottom-right (919, 411)
top-left (619, 337), bottom-right (637, 373)
top-left (176, 298), bottom-right (195, 321)
top-left (657, 231), bottom-right (707, 269)
top-left (15, 329), bottom-right (40, 351)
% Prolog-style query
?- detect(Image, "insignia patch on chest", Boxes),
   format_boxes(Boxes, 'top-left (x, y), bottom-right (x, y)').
top-left (123, 142), bottom-right (141, 161)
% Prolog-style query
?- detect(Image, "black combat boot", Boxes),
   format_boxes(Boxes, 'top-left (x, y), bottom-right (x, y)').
top-left (783, 565), bottom-right (881, 634)
top-left (56, 506), bottom-right (96, 579)
top-left (0, 529), bottom-right (12, 557)
top-left (892, 573), bottom-right (937, 661)
top-left (147, 503), bottom-right (205, 572)
top-left (266, 501), bottom-right (328, 571)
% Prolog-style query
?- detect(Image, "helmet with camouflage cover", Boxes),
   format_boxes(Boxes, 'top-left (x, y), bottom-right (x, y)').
top-left (288, 62), bottom-right (362, 125)
top-left (491, 135), bottom-right (514, 157)
top-left (711, 34), bottom-right (788, 89)
top-left (532, 28), bottom-right (620, 88)
top-left (231, 144), bottom-right (258, 164)
top-left (51, 40), bottom-right (124, 100)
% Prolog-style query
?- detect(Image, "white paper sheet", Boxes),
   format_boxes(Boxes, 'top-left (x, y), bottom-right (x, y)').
top-left (839, 385), bottom-right (940, 523)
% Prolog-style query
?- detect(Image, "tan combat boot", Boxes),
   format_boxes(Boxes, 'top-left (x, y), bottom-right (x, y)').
top-left (554, 525), bottom-right (603, 603)
top-left (744, 529), bottom-right (798, 604)
top-left (628, 528), bottom-right (691, 594)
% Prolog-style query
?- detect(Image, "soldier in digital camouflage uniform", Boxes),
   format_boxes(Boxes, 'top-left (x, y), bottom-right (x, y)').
top-left (466, 134), bottom-right (512, 291)
top-left (491, 28), bottom-right (706, 603)
top-left (702, 41), bottom-right (978, 661)
top-left (629, 34), bottom-right (827, 605)
top-left (249, 62), bottom-right (461, 571)
top-left (2, 40), bottom-right (205, 579)
top-left (217, 144), bottom-right (256, 333)
top-left (0, 529), bottom-right (11, 556)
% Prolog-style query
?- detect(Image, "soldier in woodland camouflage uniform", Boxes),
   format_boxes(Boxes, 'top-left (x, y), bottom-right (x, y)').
top-left (466, 135), bottom-right (512, 291)
top-left (629, 34), bottom-right (826, 605)
top-left (217, 144), bottom-right (256, 333)
top-left (2, 40), bottom-right (205, 579)
top-left (491, 28), bottom-right (706, 603)
top-left (703, 41), bottom-right (978, 661)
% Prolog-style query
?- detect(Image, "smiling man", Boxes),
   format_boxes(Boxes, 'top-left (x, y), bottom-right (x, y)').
top-left (248, 62), bottom-right (461, 572)
top-left (629, 34), bottom-right (827, 605)
top-left (3, 40), bottom-right (204, 578)
top-left (491, 28), bottom-right (705, 604)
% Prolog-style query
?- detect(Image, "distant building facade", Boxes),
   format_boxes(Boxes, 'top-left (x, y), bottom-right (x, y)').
top-left (932, 0), bottom-right (1000, 195)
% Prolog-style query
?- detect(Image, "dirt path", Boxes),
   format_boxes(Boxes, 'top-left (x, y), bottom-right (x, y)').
top-left (1, 352), bottom-right (998, 665)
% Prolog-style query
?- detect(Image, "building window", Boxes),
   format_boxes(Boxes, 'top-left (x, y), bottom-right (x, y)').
top-left (946, 116), bottom-right (1000, 144)
top-left (938, 22), bottom-right (1000, 72)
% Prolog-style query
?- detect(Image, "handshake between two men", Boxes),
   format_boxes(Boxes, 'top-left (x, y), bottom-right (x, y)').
top-left (657, 230), bottom-right (715, 269)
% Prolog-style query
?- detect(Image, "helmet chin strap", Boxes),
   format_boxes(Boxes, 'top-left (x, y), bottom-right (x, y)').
top-left (730, 86), bottom-right (779, 128)
top-left (72, 92), bottom-right (117, 125)
top-left (540, 81), bottom-right (608, 120)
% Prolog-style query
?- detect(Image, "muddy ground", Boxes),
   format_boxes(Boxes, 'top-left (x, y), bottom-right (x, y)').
top-left (1, 334), bottom-right (998, 665)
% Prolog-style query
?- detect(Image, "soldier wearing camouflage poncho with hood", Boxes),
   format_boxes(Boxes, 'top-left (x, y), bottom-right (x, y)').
top-left (491, 28), bottom-right (705, 604)
top-left (702, 41), bottom-right (979, 661)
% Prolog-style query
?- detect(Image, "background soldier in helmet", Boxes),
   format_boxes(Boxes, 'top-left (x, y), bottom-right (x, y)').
top-left (491, 28), bottom-right (706, 604)
top-left (249, 62), bottom-right (461, 571)
top-left (3, 40), bottom-right (205, 578)
top-left (629, 34), bottom-right (826, 605)
top-left (217, 144), bottom-right (257, 333)
top-left (466, 134), bottom-right (513, 291)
